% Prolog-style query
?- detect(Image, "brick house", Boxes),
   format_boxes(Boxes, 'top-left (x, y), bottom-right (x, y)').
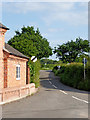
top-left (0, 23), bottom-right (36, 103)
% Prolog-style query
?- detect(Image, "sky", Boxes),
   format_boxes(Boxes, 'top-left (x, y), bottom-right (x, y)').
top-left (0, 1), bottom-right (88, 60)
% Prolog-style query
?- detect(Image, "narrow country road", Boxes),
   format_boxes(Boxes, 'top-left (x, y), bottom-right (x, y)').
top-left (2, 70), bottom-right (89, 118)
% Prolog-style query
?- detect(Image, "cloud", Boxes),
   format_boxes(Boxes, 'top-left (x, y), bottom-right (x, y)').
top-left (79, 2), bottom-right (88, 7)
top-left (3, 2), bottom-right (72, 14)
top-left (3, 2), bottom-right (47, 14)
top-left (2, 2), bottom-right (88, 26)
top-left (42, 3), bottom-right (88, 26)
top-left (48, 28), bottom-right (64, 32)
top-left (48, 28), bottom-right (58, 32)
top-left (2, 2), bottom-right (85, 14)
top-left (2, 0), bottom-right (89, 2)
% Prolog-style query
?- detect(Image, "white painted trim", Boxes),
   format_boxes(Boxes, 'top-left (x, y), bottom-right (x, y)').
top-left (16, 78), bottom-right (20, 80)
top-left (3, 47), bottom-right (10, 53)
top-left (16, 64), bottom-right (20, 80)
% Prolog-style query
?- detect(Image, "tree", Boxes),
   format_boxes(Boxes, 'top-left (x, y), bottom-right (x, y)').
top-left (54, 37), bottom-right (90, 63)
top-left (8, 26), bottom-right (52, 59)
top-left (75, 54), bottom-right (88, 63)
top-left (40, 59), bottom-right (58, 65)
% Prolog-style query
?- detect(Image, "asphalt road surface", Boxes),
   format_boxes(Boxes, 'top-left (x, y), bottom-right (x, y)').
top-left (2, 70), bottom-right (89, 118)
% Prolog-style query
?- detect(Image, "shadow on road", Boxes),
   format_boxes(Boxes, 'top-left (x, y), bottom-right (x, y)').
top-left (40, 70), bottom-right (89, 94)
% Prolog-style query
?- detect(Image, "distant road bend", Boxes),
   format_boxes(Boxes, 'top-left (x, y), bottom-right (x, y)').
top-left (2, 70), bottom-right (88, 118)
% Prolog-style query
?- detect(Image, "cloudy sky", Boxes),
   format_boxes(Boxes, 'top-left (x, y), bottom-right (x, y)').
top-left (1, 1), bottom-right (88, 60)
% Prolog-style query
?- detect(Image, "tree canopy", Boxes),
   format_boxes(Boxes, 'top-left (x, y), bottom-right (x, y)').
top-left (54, 37), bottom-right (90, 63)
top-left (8, 26), bottom-right (52, 59)
top-left (40, 59), bottom-right (58, 65)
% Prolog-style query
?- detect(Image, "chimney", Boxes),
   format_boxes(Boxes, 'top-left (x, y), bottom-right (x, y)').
top-left (0, 23), bottom-right (9, 89)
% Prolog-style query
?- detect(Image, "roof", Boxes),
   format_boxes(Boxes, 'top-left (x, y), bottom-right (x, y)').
top-left (4, 43), bottom-right (29, 59)
top-left (0, 23), bottom-right (9, 30)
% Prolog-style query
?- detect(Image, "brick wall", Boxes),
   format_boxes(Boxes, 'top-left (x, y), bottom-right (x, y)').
top-left (0, 83), bottom-right (36, 103)
top-left (0, 27), bottom-right (30, 90)
top-left (0, 28), bottom-right (7, 89)
top-left (0, 59), bottom-right (3, 89)
top-left (4, 58), bottom-right (7, 88)
top-left (3, 51), bottom-right (9, 88)
top-left (26, 62), bottom-right (30, 84)
top-left (28, 66), bottom-right (30, 83)
top-left (7, 55), bottom-right (28, 88)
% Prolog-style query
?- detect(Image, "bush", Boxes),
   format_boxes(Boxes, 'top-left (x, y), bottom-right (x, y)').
top-left (61, 64), bottom-right (84, 88)
top-left (78, 80), bottom-right (89, 91)
top-left (52, 66), bottom-right (59, 75)
top-left (53, 63), bottom-right (90, 91)
top-left (28, 60), bottom-right (41, 88)
top-left (52, 65), bottom-right (66, 75)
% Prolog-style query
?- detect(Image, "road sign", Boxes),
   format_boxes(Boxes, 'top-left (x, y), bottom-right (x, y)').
top-left (33, 58), bottom-right (37, 62)
top-left (82, 58), bottom-right (87, 64)
top-left (31, 56), bottom-right (35, 61)
top-left (31, 56), bottom-right (37, 62)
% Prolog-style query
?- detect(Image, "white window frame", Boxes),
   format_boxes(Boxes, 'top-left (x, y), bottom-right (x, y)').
top-left (16, 64), bottom-right (20, 80)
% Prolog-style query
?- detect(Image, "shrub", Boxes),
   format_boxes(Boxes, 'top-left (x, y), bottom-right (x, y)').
top-left (52, 66), bottom-right (59, 75)
top-left (53, 63), bottom-right (90, 91)
top-left (78, 80), bottom-right (89, 91)
top-left (28, 60), bottom-right (41, 88)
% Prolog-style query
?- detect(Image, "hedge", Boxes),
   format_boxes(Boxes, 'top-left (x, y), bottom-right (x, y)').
top-left (28, 60), bottom-right (41, 88)
top-left (53, 63), bottom-right (90, 91)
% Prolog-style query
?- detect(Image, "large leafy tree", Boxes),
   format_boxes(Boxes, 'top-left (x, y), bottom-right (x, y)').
top-left (8, 26), bottom-right (52, 59)
top-left (54, 37), bottom-right (90, 63)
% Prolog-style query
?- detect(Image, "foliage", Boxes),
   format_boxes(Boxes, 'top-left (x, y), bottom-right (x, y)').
top-left (75, 54), bottom-right (88, 63)
top-left (53, 63), bottom-right (90, 91)
top-left (40, 59), bottom-right (58, 65)
top-left (54, 37), bottom-right (90, 63)
top-left (28, 60), bottom-right (41, 88)
top-left (41, 64), bottom-right (57, 70)
top-left (8, 26), bottom-right (52, 59)
top-left (86, 58), bottom-right (90, 88)
top-left (40, 59), bottom-right (62, 70)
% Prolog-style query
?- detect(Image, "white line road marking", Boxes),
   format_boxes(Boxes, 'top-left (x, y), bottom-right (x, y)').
top-left (48, 80), bottom-right (57, 88)
top-left (49, 81), bottom-right (52, 84)
top-left (72, 96), bottom-right (89, 104)
top-left (48, 80), bottom-right (68, 94)
top-left (48, 79), bottom-right (88, 104)
top-left (59, 90), bottom-right (68, 95)
top-left (52, 85), bottom-right (57, 88)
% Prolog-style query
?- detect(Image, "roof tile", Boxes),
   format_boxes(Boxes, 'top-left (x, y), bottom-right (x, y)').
top-left (4, 43), bottom-right (29, 59)
top-left (0, 23), bottom-right (9, 30)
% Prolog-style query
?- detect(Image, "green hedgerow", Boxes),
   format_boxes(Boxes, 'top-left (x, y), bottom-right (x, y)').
top-left (53, 63), bottom-right (90, 91)
top-left (28, 59), bottom-right (41, 88)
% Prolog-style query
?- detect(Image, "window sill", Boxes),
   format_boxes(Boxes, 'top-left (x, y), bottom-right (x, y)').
top-left (16, 78), bottom-right (20, 80)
